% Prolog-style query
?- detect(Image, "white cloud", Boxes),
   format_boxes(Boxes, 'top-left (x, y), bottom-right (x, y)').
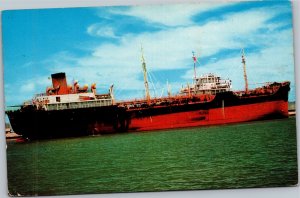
top-left (87, 24), bottom-right (118, 38)
top-left (86, 7), bottom-right (281, 72)
top-left (182, 28), bottom-right (294, 91)
top-left (70, 5), bottom-right (291, 99)
top-left (107, 3), bottom-right (231, 27)
top-left (21, 61), bottom-right (34, 68)
top-left (14, 3), bottom-right (293, 103)
top-left (4, 75), bottom-right (55, 106)
top-left (20, 82), bottom-right (35, 93)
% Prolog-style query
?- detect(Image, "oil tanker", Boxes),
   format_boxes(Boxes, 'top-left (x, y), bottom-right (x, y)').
top-left (5, 50), bottom-right (290, 139)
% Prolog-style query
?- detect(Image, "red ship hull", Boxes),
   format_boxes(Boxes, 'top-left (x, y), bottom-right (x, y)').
top-left (128, 100), bottom-right (288, 132)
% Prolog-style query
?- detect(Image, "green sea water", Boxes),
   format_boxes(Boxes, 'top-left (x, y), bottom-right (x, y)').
top-left (6, 117), bottom-right (298, 196)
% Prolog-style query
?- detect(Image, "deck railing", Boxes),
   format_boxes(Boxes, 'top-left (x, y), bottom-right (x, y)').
top-left (45, 99), bottom-right (113, 111)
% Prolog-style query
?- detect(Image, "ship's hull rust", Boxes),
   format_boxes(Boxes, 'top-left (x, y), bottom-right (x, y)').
top-left (6, 82), bottom-right (290, 139)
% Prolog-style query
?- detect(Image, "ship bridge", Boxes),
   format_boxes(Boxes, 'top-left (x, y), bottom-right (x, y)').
top-left (181, 73), bottom-right (232, 95)
top-left (194, 73), bottom-right (232, 94)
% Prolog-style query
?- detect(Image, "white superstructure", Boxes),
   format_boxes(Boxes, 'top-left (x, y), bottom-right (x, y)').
top-left (30, 92), bottom-right (113, 111)
top-left (22, 72), bottom-right (115, 111)
top-left (194, 73), bottom-right (232, 94)
top-left (181, 73), bottom-right (232, 95)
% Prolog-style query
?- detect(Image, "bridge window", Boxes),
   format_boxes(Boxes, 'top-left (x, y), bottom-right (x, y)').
top-left (56, 97), bottom-right (61, 102)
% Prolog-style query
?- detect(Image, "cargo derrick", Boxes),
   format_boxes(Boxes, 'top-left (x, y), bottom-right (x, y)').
top-left (241, 49), bottom-right (249, 93)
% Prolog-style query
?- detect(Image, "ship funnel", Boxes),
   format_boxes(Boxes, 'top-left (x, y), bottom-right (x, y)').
top-left (51, 72), bottom-right (68, 95)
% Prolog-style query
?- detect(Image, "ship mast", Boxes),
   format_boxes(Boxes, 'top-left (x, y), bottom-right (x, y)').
top-left (167, 80), bottom-right (171, 97)
top-left (241, 49), bottom-right (249, 93)
top-left (141, 45), bottom-right (151, 104)
top-left (192, 51), bottom-right (197, 83)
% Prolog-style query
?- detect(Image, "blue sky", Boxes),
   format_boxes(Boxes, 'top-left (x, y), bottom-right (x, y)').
top-left (2, 1), bottom-right (295, 106)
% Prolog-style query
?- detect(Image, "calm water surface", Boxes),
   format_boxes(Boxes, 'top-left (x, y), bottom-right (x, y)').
top-left (6, 118), bottom-right (298, 196)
